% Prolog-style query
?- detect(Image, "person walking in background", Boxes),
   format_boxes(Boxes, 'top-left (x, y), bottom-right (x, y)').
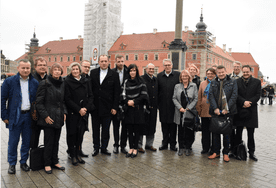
top-left (36, 63), bottom-right (67, 174)
top-left (122, 64), bottom-right (149, 158)
top-left (172, 70), bottom-right (198, 156)
top-left (196, 68), bottom-right (216, 155)
top-left (208, 65), bottom-right (237, 162)
top-left (268, 86), bottom-right (275, 105)
top-left (157, 59), bottom-right (180, 152)
top-left (1, 59), bottom-right (39, 174)
top-left (111, 55), bottom-right (128, 154)
top-left (30, 57), bottom-right (48, 150)
top-left (138, 63), bottom-right (158, 153)
top-left (90, 55), bottom-right (120, 157)
top-left (65, 62), bottom-right (94, 165)
top-left (234, 65), bottom-right (261, 161)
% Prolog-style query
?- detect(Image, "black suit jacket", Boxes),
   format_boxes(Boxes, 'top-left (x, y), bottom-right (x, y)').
top-left (90, 67), bottom-right (120, 117)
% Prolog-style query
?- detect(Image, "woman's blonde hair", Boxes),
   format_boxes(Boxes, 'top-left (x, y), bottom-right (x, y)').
top-left (179, 69), bottom-right (192, 83)
top-left (68, 62), bottom-right (82, 75)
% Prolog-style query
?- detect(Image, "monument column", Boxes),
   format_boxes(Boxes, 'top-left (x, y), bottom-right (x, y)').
top-left (169, 0), bottom-right (187, 71)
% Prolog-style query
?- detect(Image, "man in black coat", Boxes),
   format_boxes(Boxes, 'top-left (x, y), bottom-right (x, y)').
top-left (157, 59), bottom-right (180, 151)
top-left (90, 55), bottom-right (120, 156)
top-left (234, 65), bottom-right (261, 161)
top-left (111, 55), bottom-right (128, 154)
top-left (30, 57), bottom-right (48, 150)
top-left (138, 63), bottom-right (158, 152)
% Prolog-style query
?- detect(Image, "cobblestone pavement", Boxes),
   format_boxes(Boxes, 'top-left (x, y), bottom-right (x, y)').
top-left (1, 102), bottom-right (276, 188)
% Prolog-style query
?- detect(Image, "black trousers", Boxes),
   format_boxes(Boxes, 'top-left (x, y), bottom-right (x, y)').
top-left (201, 117), bottom-right (214, 152)
top-left (178, 124), bottom-right (194, 149)
top-left (161, 123), bottom-right (177, 147)
top-left (268, 96), bottom-right (273, 105)
top-left (92, 115), bottom-right (112, 150)
top-left (66, 119), bottom-right (86, 157)
top-left (43, 127), bottom-right (61, 166)
top-left (126, 124), bottom-right (140, 149)
top-left (236, 126), bottom-right (255, 154)
top-left (30, 122), bottom-right (42, 149)
top-left (112, 116), bottom-right (127, 148)
top-left (213, 133), bottom-right (230, 155)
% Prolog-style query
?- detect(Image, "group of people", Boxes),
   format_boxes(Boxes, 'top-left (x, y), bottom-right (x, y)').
top-left (1, 55), bottom-right (261, 175)
top-left (261, 85), bottom-right (275, 105)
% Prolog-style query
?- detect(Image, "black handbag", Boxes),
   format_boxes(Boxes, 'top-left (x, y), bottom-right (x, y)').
top-left (209, 116), bottom-right (232, 134)
top-left (30, 145), bottom-right (44, 171)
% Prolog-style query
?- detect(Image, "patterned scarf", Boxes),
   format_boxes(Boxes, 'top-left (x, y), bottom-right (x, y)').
top-left (218, 78), bottom-right (229, 111)
top-left (203, 79), bottom-right (211, 102)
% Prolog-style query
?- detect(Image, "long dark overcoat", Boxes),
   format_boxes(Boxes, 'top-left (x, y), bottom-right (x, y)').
top-left (234, 77), bottom-right (261, 128)
top-left (157, 70), bottom-right (180, 123)
top-left (141, 74), bottom-right (158, 135)
top-left (64, 74), bottom-right (95, 134)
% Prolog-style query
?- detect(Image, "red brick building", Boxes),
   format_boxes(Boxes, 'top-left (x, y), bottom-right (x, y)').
top-left (108, 14), bottom-right (259, 79)
top-left (16, 33), bottom-right (83, 76)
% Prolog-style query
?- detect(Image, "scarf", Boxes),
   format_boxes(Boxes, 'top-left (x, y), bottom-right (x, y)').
top-left (203, 79), bottom-right (211, 102)
top-left (218, 78), bottom-right (229, 111)
top-left (241, 76), bottom-right (251, 87)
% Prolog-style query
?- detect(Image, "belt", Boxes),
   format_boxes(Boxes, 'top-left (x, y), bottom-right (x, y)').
top-left (21, 110), bottom-right (30, 114)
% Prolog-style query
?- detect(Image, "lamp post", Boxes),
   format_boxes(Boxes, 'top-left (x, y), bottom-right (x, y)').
top-left (169, 0), bottom-right (187, 71)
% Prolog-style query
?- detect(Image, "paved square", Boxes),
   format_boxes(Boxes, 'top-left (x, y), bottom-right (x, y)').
top-left (1, 103), bottom-right (276, 187)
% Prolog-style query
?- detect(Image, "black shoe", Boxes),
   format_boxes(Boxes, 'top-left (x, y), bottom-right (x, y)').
top-left (126, 152), bottom-right (132, 158)
top-left (44, 168), bottom-right (52, 174)
top-left (249, 154), bottom-right (258, 161)
top-left (201, 150), bottom-right (209, 154)
top-left (53, 165), bottom-right (65, 170)
top-left (113, 146), bottom-right (119, 154)
top-left (77, 156), bottom-right (85, 164)
top-left (79, 150), bottom-right (89, 158)
top-left (20, 163), bottom-right (30, 172)
top-left (71, 156), bottom-right (78, 166)
top-left (101, 149), bottom-right (111, 155)
top-left (131, 150), bottom-right (138, 158)
top-left (121, 147), bottom-right (128, 154)
top-left (159, 145), bottom-right (168, 150)
top-left (92, 149), bottom-right (99, 157)
top-left (178, 149), bottom-right (184, 156)
top-left (8, 165), bottom-right (15, 174)
top-left (185, 149), bottom-right (191, 156)
top-left (170, 146), bottom-right (178, 151)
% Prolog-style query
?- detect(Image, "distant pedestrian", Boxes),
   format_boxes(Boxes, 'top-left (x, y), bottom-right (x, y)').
top-left (234, 65), bottom-right (261, 161)
top-left (1, 59), bottom-right (39, 174)
top-left (208, 65), bottom-right (238, 162)
top-left (157, 59), bottom-right (180, 152)
top-left (268, 86), bottom-right (275, 105)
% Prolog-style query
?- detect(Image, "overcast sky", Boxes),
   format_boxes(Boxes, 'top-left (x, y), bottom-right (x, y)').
top-left (1, 0), bottom-right (276, 82)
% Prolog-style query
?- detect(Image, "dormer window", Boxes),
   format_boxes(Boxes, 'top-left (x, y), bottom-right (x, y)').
top-left (120, 42), bottom-right (127, 50)
top-left (161, 40), bottom-right (169, 48)
top-left (77, 45), bottom-right (83, 51)
top-left (46, 47), bottom-right (51, 53)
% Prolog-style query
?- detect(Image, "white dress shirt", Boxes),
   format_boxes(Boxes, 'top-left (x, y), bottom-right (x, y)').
top-left (100, 68), bottom-right (108, 85)
top-left (20, 76), bottom-right (30, 111)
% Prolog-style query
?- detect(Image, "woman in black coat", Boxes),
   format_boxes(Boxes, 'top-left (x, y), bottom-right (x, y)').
top-left (36, 63), bottom-right (67, 174)
top-left (64, 62), bottom-right (94, 165)
top-left (122, 64), bottom-right (149, 158)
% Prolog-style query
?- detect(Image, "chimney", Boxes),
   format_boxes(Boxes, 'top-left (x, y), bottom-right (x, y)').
top-left (153, 28), bottom-right (157, 34)
top-left (223, 44), bottom-right (226, 52)
top-left (78, 35), bottom-right (81, 40)
top-left (229, 48), bottom-right (232, 55)
top-left (184, 26), bottom-right (189, 32)
top-left (212, 37), bottom-right (216, 47)
top-left (59, 37), bottom-right (63, 41)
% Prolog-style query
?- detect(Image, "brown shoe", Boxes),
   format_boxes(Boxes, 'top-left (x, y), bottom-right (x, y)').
top-left (145, 146), bottom-right (157, 151)
top-left (208, 153), bottom-right (220, 159)
top-left (223, 154), bottom-right (230, 162)
top-left (138, 148), bottom-right (145, 153)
